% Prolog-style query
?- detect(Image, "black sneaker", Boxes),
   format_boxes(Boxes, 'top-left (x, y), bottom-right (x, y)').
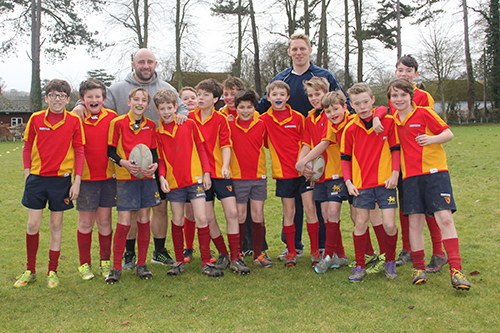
top-left (183, 248), bottom-right (194, 263)
top-left (151, 248), bottom-right (176, 266)
top-left (135, 264), bottom-right (153, 279)
top-left (395, 249), bottom-right (413, 267)
top-left (122, 251), bottom-right (136, 271)
top-left (167, 262), bottom-right (186, 276)
top-left (214, 254), bottom-right (230, 270)
top-left (426, 254), bottom-right (448, 273)
top-left (230, 258), bottom-right (251, 275)
top-left (202, 263), bottom-right (224, 277)
top-left (105, 268), bottom-right (122, 284)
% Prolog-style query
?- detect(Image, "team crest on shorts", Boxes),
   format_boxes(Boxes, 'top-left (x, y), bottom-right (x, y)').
top-left (155, 192), bottom-right (161, 201)
top-left (445, 197), bottom-right (451, 204)
top-left (387, 196), bottom-right (396, 204)
top-left (64, 198), bottom-right (70, 205)
top-left (226, 185), bottom-right (233, 192)
top-left (196, 186), bottom-right (204, 194)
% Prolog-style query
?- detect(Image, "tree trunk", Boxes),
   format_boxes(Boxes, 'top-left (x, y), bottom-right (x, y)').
top-left (396, 0), bottom-right (402, 60)
top-left (304, 0), bottom-right (309, 36)
top-left (175, 0), bottom-right (183, 89)
top-left (143, 0), bottom-right (149, 47)
top-left (248, 0), bottom-right (262, 95)
top-left (353, 0), bottom-right (363, 82)
top-left (462, 0), bottom-right (475, 119)
top-left (344, 0), bottom-right (350, 88)
top-left (30, 0), bottom-right (42, 111)
top-left (235, 0), bottom-right (242, 77)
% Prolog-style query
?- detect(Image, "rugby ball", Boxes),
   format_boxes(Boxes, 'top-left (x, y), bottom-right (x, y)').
top-left (129, 143), bottom-right (153, 179)
top-left (306, 155), bottom-right (325, 182)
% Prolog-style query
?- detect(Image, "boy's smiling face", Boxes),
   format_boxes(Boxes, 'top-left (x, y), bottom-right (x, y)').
top-left (267, 87), bottom-right (290, 111)
top-left (45, 90), bottom-right (70, 114)
top-left (306, 87), bottom-right (326, 110)
top-left (389, 87), bottom-right (413, 113)
top-left (156, 102), bottom-right (177, 124)
top-left (395, 63), bottom-right (419, 83)
top-left (197, 89), bottom-right (218, 111)
top-left (81, 88), bottom-right (105, 115)
top-left (128, 90), bottom-right (149, 119)
top-left (324, 103), bottom-right (346, 124)
top-left (181, 90), bottom-right (198, 111)
top-left (350, 92), bottom-right (375, 120)
top-left (223, 88), bottom-right (239, 110)
top-left (236, 100), bottom-right (255, 121)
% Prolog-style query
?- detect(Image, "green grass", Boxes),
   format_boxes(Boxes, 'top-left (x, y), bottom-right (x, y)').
top-left (1, 124), bottom-right (499, 332)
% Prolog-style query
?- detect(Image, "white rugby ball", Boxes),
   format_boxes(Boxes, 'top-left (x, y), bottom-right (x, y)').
top-left (129, 143), bottom-right (153, 179)
top-left (306, 155), bottom-right (325, 182)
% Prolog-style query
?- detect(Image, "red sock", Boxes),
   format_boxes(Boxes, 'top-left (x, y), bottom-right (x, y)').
top-left (98, 231), bottom-right (112, 261)
top-left (171, 222), bottom-right (184, 262)
top-left (252, 221), bottom-right (264, 259)
top-left (77, 230), bottom-right (92, 266)
top-left (443, 237), bottom-right (461, 273)
top-left (136, 221), bottom-right (151, 266)
top-left (365, 228), bottom-right (374, 255)
top-left (283, 224), bottom-right (296, 256)
top-left (198, 226), bottom-right (211, 266)
top-left (334, 220), bottom-right (346, 259)
top-left (373, 224), bottom-right (386, 255)
top-left (238, 223), bottom-right (246, 253)
top-left (48, 250), bottom-right (60, 274)
top-left (412, 249), bottom-right (425, 270)
top-left (184, 217), bottom-right (196, 250)
top-left (227, 233), bottom-right (240, 261)
top-left (306, 221), bottom-right (320, 253)
top-left (426, 216), bottom-right (444, 256)
top-left (113, 223), bottom-right (131, 270)
top-left (400, 210), bottom-right (411, 251)
top-left (385, 230), bottom-right (398, 262)
top-left (324, 222), bottom-right (336, 258)
top-left (212, 234), bottom-right (229, 256)
top-left (26, 232), bottom-right (39, 273)
top-left (353, 232), bottom-right (367, 268)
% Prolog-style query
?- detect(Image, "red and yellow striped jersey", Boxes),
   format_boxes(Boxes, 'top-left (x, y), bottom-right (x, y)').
top-left (24, 109), bottom-right (85, 177)
top-left (302, 109), bottom-right (329, 182)
top-left (322, 111), bottom-right (355, 180)
top-left (389, 84), bottom-right (434, 115)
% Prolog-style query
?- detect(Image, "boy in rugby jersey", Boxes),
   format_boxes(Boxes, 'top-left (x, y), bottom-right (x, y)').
top-left (155, 88), bottom-right (223, 277)
top-left (15, 79), bottom-right (85, 288)
top-left (75, 79), bottom-right (117, 280)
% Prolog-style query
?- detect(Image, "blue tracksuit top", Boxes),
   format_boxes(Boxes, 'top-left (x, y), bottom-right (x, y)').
top-left (256, 62), bottom-right (351, 116)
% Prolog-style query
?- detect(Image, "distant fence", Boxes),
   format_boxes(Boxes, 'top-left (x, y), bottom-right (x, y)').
top-left (447, 108), bottom-right (500, 125)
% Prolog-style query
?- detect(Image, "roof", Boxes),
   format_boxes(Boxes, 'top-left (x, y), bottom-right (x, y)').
top-left (168, 72), bottom-right (231, 88)
top-left (0, 95), bottom-right (31, 113)
top-left (423, 80), bottom-right (492, 101)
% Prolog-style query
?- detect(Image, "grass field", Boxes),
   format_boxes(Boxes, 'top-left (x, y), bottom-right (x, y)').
top-left (1, 124), bottom-right (499, 332)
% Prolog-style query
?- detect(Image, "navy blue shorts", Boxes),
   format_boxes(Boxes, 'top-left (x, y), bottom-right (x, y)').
top-left (116, 179), bottom-right (162, 211)
top-left (167, 184), bottom-right (206, 203)
top-left (352, 185), bottom-right (398, 210)
top-left (22, 174), bottom-right (74, 211)
top-left (205, 178), bottom-right (235, 202)
top-left (313, 179), bottom-right (348, 203)
top-left (275, 177), bottom-right (313, 198)
top-left (76, 179), bottom-right (117, 211)
top-left (402, 172), bottom-right (456, 215)
top-left (154, 169), bottom-right (167, 201)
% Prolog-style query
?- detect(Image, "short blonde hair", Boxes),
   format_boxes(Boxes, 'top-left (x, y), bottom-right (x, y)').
top-left (288, 33), bottom-right (312, 49)
top-left (129, 87), bottom-right (151, 103)
top-left (303, 77), bottom-right (329, 94)
top-left (179, 86), bottom-right (196, 97)
top-left (321, 91), bottom-right (346, 109)
top-left (347, 82), bottom-right (373, 98)
top-left (154, 88), bottom-right (177, 106)
top-left (266, 80), bottom-right (290, 96)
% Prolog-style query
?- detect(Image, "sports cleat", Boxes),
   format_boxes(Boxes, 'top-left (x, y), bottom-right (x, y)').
top-left (349, 253), bottom-right (378, 268)
top-left (384, 261), bottom-right (397, 280)
top-left (122, 251), bottom-right (136, 271)
top-left (242, 249), bottom-right (253, 257)
top-left (296, 249), bottom-right (305, 258)
top-left (183, 249), bottom-right (194, 263)
top-left (396, 249), bottom-right (413, 267)
top-left (230, 258), bottom-right (251, 275)
top-left (210, 252), bottom-right (217, 263)
top-left (284, 252), bottom-right (297, 267)
top-left (331, 254), bottom-right (349, 269)
top-left (100, 260), bottom-right (111, 277)
top-left (348, 266), bottom-right (367, 282)
top-left (214, 254), bottom-right (230, 270)
top-left (13, 270), bottom-right (36, 288)
top-left (167, 262), bottom-right (186, 276)
top-left (426, 254), bottom-right (448, 273)
top-left (451, 269), bottom-right (471, 290)
top-left (78, 263), bottom-right (94, 280)
top-left (254, 253), bottom-right (274, 268)
top-left (411, 268), bottom-right (427, 285)
top-left (366, 253), bottom-right (386, 274)
top-left (135, 264), bottom-right (153, 279)
top-left (262, 252), bottom-right (272, 261)
top-left (47, 271), bottom-right (60, 288)
top-left (151, 248), bottom-right (176, 266)
top-left (277, 248), bottom-right (304, 261)
top-left (310, 250), bottom-right (322, 267)
top-left (202, 263), bottom-right (224, 277)
top-left (106, 268), bottom-right (122, 284)
top-left (315, 254), bottom-right (334, 274)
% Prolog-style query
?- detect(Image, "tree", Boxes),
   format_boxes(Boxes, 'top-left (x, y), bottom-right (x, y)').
top-left (248, 0), bottom-right (262, 95)
top-left (462, 0), bottom-right (475, 119)
top-left (316, 0), bottom-right (331, 68)
top-left (344, 0), bottom-right (351, 88)
top-left (106, 0), bottom-right (151, 48)
top-left (86, 69), bottom-right (116, 87)
top-left (1, 0), bottom-right (105, 111)
top-left (172, 0), bottom-right (197, 89)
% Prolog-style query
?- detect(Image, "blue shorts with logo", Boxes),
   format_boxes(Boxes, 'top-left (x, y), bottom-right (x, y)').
top-left (205, 178), bottom-right (235, 202)
top-left (76, 179), bottom-right (117, 211)
top-left (22, 174), bottom-right (74, 211)
top-left (275, 176), bottom-right (313, 198)
top-left (167, 184), bottom-right (206, 203)
top-left (352, 185), bottom-right (398, 210)
top-left (116, 179), bottom-right (161, 211)
top-left (313, 179), bottom-right (348, 203)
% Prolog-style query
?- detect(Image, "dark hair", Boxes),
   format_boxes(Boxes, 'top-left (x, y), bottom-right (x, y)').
top-left (386, 78), bottom-right (415, 100)
top-left (196, 79), bottom-right (223, 100)
top-left (396, 54), bottom-right (418, 71)
top-left (45, 79), bottom-right (71, 96)
top-left (223, 76), bottom-right (245, 91)
top-left (235, 89), bottom-right (259, 108)
top-left (79, 78), bottom-right (106, 99)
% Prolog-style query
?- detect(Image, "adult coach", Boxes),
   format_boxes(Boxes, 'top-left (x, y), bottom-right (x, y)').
top-left (73, 48), bottom-right (189, 268)
top-left (256, 33), bottom-right (349, 260)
